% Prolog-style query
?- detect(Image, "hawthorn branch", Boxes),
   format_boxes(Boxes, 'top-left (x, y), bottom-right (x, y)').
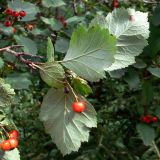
top-left (0, 45), bottom-right (44, 69)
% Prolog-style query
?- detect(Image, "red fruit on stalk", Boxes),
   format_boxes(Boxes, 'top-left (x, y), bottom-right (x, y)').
top-left (145, 118), bottom-right (151, 124)
top-left (6, 8), bottom-right (13, 15)
top-left (12, 11), bottom-right (19, 18)
top-left (141, 116), bottom-right (148, 123)
top-left (8, 138), bottom-right (18, 149)
top-left (9, 130), bottom-right (19, 139)
top-left (72, 101), bottom-right (86, 113)
top-left (0, 140), bottom-right (11, 151)
top-left (19, 10), bottom-right (26, 17)
top-left (4, 20), bottom-right (12, 27)
top-left (152, 116), bottom-right (158, 123)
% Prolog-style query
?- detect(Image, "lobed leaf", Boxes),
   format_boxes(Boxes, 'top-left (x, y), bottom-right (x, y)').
top-left (62, 26), bottom-right (117, 82)
top-left (39, 88), bottom-right (97, 155)
top-left (90, 8), bottom-right (149, 71)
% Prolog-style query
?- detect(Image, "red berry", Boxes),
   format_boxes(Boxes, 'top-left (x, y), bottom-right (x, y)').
top-left (152, 116), bottom-right (158, 123)
top-left (19, 10), bottom-right (26, 17)
top-left (13, 27), bottom-right (16, 33)
top-left (72, 101), bottom-right (86, 113)
top-left (0, 140), bottom-right (11, 151)
top-left (12, 11), bottom-right (19, 18)
top-left (4, 20), bottom-right (12, 27)
top-left (113, 0), bottom-right (119, 8)
top-left (6, 8), bottom-right (13, 15)
top-left (141, 116), bottom-right (148, 123)
top-left (8, 138), bottom-right (18, 149)
top-left (9, 130), bottom-right (19, 139)
top-left (145, 119), bottom-right (151, 124)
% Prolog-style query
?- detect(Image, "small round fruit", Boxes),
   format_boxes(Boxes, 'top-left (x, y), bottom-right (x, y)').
top-left (8, 138), bottom-right (18, 149)
top-left (19, 10), bottom-right (26, 17)
top-left (145, 118), bottom-right (151, 124)
top-left (72, 101), bottom-right (86, 113)
top-left (1, 140), bottom-right (11, 151)
top-left (12, 11), bottom-right (19, 18)
top-left (4, 20), bottom-right (12, 27)
top-left (26, 24), bottom-right (34, 31)
top-left (152, 116), bottom-right (158, 123)
top-left (141, 116), bottom-right (148, 123)
top-left (9, 130), bottom-right (19, 139)
top-left (6, 8), bottom-right (13, 15)
top-left (113, 0), bottom-right (119, 8)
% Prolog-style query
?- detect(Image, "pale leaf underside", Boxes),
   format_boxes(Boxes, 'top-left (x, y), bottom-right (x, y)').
top-left (90, 8), bottom-right (149, 71)
top-left (39, 89), bottom-right (97, 155)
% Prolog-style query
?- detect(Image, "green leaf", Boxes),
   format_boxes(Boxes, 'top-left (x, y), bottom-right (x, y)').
top-left (14, 35), bottom-right (38, 55)
top-left (8, 0), bottom-right (39, 21)
top-left (5, 73), bottom-right (32, 90)
top-left (109, 69), bottom-right (126, 78)
top-left (124, 68), bottom-right (140, 89)
top-left (66, 16), bottom-right (85, 24)
top-left (147, 67), bottom-right (160, 78)
top-left (133, 58), bottom-right (147, 69)
top-left (0, 148), bottom-right (20, 160)
top-left (91, 8), bottom-right (149, 71)
top-left (39, 62), bottom-right (65, 88)
top-left (62, 26), bottom-right (116, 82)
top-left (136, 123), bottom-right (156, 146)
top-left (55, 38), bottom-right (69, 53)
top-left (0, 78), bottom-right (15, 107)
top-left (39, 88), bottom-right (97, 155)
top-left (72, 78), bottom-right (93, 96)
top-left (0, 23), bottom-right (14, 36)
top-left (142, 81), bottom-right (154, 106)
top-left (151, 5), bottom-right (160, 26)
top-left (155, 106), bottom-right (160, 117)
top-left (0, 57), bottom-right (4, 69)
top-left (47, 37), bottom-right (54, 62)
top-left (41, 17), bottom-right (63, 31)
top-left (42, 0), bottom-right (65, 8)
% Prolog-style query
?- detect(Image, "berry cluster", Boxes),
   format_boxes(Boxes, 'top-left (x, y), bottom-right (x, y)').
top-left (57, 16), bottom-right (67, 28)
top-left (0, 130), bottom-right (19, 151)
top-left (141, 114), bottom-right (158, 124)
top-left (72, 101), bottom-right (86, 113)
top-left (4, 8), bottom-right (27, 33)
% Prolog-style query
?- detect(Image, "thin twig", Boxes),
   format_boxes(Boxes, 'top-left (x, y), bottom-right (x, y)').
top-left (72, 0), bottom-right (78, 15)
top-left (67, 82), bottom-right (79, 102)
top-left (0, 45), bottom-right (44, 69)
top-left (152, 141), bottom-right (160, 160)
top-left (0, 124), bottom-right (9, 138)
